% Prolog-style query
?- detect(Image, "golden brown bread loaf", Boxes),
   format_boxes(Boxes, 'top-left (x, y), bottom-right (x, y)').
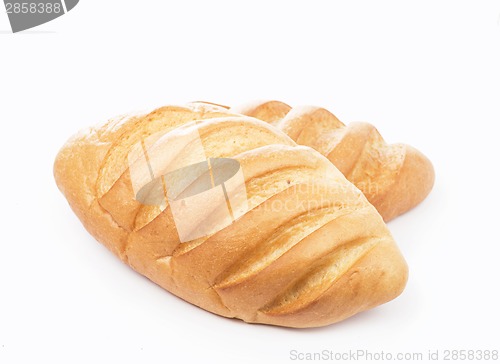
top-left (54, 103), bottom-right (408, 328)
top-left (230, 101), bottom-right (435, 221)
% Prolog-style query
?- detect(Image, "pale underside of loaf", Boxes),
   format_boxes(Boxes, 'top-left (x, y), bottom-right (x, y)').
top-left (54, 103), bottom-right (408, 328)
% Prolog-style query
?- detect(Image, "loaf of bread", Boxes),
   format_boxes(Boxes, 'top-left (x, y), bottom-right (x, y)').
top-left (230, 101), bottom-right (435, 221)
top-left (54, 103), bottom-right (408, 328)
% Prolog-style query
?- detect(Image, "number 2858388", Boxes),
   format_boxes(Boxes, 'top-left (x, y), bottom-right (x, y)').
top-left (5, 2), bottom-right (62, 14)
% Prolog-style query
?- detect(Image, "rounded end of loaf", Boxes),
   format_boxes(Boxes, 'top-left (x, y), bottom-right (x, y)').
top-left (53, 128), bottom-right (96, 216)
top-left (254, 237), bottom-right (408, 328)
top-left (53, 123), bottom-right (138, 260)
top-left (374, 145), bottom-right (435, 222)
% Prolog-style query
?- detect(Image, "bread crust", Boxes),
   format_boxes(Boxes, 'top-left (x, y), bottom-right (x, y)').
top-left (231, 101), bottom-right (435, 221)
top-left (54, 103), bottom-right (408, 328)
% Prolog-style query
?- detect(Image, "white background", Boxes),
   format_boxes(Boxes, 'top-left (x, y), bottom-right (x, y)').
top-left (1, 1), bottom-right (500, 363)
